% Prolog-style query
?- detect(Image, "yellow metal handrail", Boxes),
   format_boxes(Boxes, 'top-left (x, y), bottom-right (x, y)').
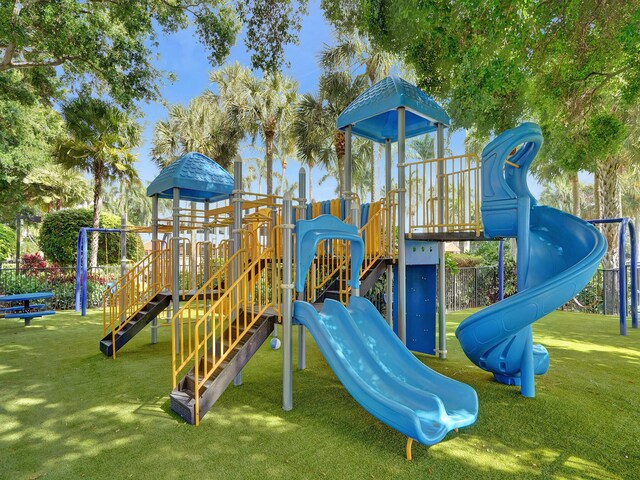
top-left (103, 246), bottom-right (171, 358)
top-left (404, 153), bottom-right (482, 236)
top-left (171, 244), bottom-right (281, 425)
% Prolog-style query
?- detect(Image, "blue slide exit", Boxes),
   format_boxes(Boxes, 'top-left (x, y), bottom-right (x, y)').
top-left (294, 297), bottom-right (478, 445)
top-left (456, 123), bottom-right (607, 393)
top-left (293, 214), bottom-right (478, 446)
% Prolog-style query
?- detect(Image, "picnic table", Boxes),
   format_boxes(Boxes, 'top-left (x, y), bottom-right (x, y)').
top-left (0, 292), bottom-right (56, 326)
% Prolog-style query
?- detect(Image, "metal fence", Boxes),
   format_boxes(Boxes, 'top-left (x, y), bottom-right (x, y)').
top-left (0, 265), bottom-right (122, 311)
top-left (445, 264), bottom-right (639, 317)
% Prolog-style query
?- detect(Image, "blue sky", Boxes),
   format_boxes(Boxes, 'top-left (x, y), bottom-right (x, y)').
top-left (135, 0), bottom-right (558, 200)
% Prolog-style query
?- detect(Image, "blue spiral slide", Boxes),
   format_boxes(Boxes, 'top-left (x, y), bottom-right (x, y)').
top-left (456, 123), bottom-right (607, 396)
top-left (293, 215), bottom-right (478, 447)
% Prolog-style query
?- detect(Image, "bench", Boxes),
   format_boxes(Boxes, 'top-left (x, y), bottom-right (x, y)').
top-left (5, 310), bottom-right (56, 326)
top-left (0, 304), bottom-right (46, 313)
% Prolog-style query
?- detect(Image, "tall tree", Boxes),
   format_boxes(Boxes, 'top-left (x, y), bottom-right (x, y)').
top-left (320, 32), bottom-right (396, 201)
top-left (211, 64), bottom-right (298, 195)
top-left (0, 1), bottom-right (311, 107)
top-left (23, 163), bottom-right (90, 212)
top-left (152, 92), bottom-right (243, 170)
top-left (293, 91), bottom-right (335, 200)
top-left (293, 71), bottom-right (368, 195)
top-left (53, 98), bottom-right (140, 268)
top-left (358, 0), bottom-right (640, 267)
top-left (0, 71), bottom-right (64, 222)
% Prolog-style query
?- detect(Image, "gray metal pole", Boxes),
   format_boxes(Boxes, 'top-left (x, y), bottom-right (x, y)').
top-left (203, 199), bottom-right (211, 350)
top-left (436, 123), bottom-right (447, 359)
top-left (120, 213), bottom-right (127, 325)
top-left (397, 107), bottom-right (407, 345)
top-left (344, 125), bottom-right (352, 217)
top-left (151, 195), bottom-right (159, 344)
top-left (232, 157), bottom-right (243, 386)
top-left (282, 193), bottom-right (294, 410)
top-left (15, 216), bottom-right (20, 273)
top-left (297, 167), bottom-right (307, 370)
top-left (172, 187), bottom-right (181, 354)
top-left (385, 138), bottom-right (393, 328)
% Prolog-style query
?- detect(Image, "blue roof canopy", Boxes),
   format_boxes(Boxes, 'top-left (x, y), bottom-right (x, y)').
top-left (146, 152), bottom-right (234, 202)
top-left (336, 76), bottom-right (450, 143)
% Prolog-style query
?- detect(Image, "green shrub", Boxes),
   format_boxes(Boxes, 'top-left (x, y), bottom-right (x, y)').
top-left (0, 224), bottom-right (16, 261)
top-left (40, 208), bottom-right (144, 266)
top-left (450, 253), bottom-right (484, 268)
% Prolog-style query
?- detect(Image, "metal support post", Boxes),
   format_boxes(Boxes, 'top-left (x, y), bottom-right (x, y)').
top-left (436, 123), bottom-right (447, 359)
top-left (498, 239), bottom-right (505, 301)
top-left (120, 213), bottom-right (127, 325)
top-left (297, 168), bottom-right (307, 370)
top-left (282, 193), bottom-right (294, 410)
top-left (151, 195), bottom-right (159, 344)
top-left (203, 199), bottom-right (211, 349)
top-left (385, 138), bottom-right (393, 328)
top-left (172, 188), bottom-right (181, 354)
top-left (397, 107), bottom-right (407, 345)
top-left (233, 158), bottom-right (243, 386)
top-left (517, 195), bottom-right (534, 397)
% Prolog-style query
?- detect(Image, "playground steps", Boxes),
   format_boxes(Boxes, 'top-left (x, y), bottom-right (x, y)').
top-left (319, 259), bottom-right (389, 302)
top-left (170, 311), bottom-right (277, 425)
top-left (100, 292), bottom-right (171, 356)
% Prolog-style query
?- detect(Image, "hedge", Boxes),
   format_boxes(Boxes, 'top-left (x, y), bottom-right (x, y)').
top-left (0, 224), bottom-right (16, 261)
top-left (40, 208), bottom-right (144, 266)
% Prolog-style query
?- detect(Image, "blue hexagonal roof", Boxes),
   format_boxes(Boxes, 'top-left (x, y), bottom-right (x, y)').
top-left (336, 76), bottom-right (450, 143)
top-left (146, 152), bottom-right (234, 202)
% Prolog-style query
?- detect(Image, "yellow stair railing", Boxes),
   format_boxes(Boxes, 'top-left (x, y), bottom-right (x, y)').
top-left (103, 245), bottom-right (171, 358)
top-left (171, 241), bottom-right (281, 425)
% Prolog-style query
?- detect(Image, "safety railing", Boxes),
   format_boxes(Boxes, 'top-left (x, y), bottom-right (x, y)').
top-left (103, 246), bottom-right (171, 358)
top-left (404, 153), bottom-right (482, 236)
top-left (171, 243), bottom-right (281, 425)
top-left (195, 240), bottom-right (230, 287)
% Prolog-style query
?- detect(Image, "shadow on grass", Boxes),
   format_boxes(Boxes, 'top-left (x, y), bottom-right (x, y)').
top-left (0, 308), bottom-right (637, 479)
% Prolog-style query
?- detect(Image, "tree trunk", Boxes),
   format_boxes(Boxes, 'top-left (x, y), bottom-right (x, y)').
top-left (333, 129), bottom-right (345, 195)
top-left (265, 132), bottom-right (274, 196)
top-left (570, 173), bottom-right (581, 217)
top-left (90, 160), bottom-right (104, 269)
top-left (308, 166), bottom-right (314, 201)
top-left (599, 156), bottom-right (623, 269)
top-left (370, 142), bottom-right (376, 202)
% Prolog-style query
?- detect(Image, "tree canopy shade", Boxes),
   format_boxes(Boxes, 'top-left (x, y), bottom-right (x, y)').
top-left (0, 71), bottom-right (64, 222)
top-left (53, 97), bottom-right (141, 268)
top-left (0, 0), bottom-right (309, 107)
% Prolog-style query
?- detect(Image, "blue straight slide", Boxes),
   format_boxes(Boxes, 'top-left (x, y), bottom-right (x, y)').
top-left (294, 296), bottom-right (478, 446)
top-left (456, 123), bottom-right (607, 389)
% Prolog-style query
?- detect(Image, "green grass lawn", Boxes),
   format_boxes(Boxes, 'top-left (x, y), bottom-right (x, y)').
top-left (0, 308), bottom-right (639, 479)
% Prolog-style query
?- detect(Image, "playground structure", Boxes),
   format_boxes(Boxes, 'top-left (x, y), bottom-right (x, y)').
top-left (98, 76), bottom-right (620, 458)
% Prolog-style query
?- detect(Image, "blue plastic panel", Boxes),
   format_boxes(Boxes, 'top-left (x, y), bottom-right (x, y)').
top-left (393, 264), bottom-right (437, 355)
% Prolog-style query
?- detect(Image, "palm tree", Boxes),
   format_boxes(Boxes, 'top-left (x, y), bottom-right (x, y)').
top-left (293, 92), bottom-right (335, 200)
top-left (211, 64), bottom-right (298, 196)
top-left (152, 92), bottom-right (243, 170)
top-left (320, 32), bottom-right (397, 202)
top-left (104, 178), bottom-right (152, 227)
top-left (23, 163), bottom-right (90, 212)
top-left (54, 97), bottom-right (140, 268)
top-left (293, 71), bottom-right (369, 195)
